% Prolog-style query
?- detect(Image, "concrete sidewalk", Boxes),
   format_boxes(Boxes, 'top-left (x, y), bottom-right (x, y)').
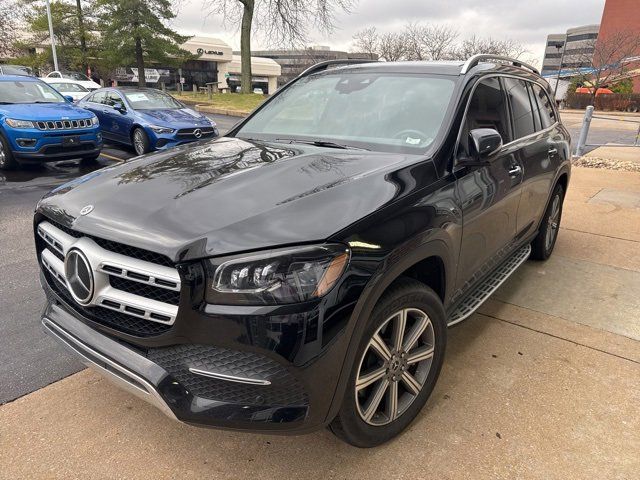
top-left (1, 167), bottom-right (639, 479)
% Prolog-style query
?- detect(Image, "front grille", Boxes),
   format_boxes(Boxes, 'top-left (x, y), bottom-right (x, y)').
top-left (176, 127), bottom-right (216, 138)
top-left (36, 118), bottom-right (94, 130)
top-left (36, 217), bottom-right (181, 337)
top-left (148, 345), bottom-right (309, 406)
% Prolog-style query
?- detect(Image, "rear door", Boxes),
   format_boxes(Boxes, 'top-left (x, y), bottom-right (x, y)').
top-left (454, 76), bottom-right (523, 294)
top-left (504, 78), bottom-right (562, 238)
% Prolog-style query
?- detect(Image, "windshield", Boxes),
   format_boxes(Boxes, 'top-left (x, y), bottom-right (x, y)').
top-left (235, 72), bottom-right (456, 153)
top-left (50, 82), bottom-right (88, 93)
top-left (123, 90), bottom-right (183, 110)
top-left (0, 80), bottom-right (66, 104)
top-left (62, 72), bottom-right (90, 81)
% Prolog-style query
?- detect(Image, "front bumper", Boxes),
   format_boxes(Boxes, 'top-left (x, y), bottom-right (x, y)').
top-left (42, 301), bottom-right (311, 431)
top-left (7, 126), bottom-right (102, 162)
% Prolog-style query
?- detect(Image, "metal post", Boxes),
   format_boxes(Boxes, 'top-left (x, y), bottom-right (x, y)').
top-left (575, 105), bottom-right (594, 157)
top-left (45, 0), bottom-right (59, 71)
top-left (554, 41), bottom-right (566, 98)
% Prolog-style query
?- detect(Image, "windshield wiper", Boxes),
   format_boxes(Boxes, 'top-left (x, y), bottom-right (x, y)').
top-left (274, 138), bottom-right (369, 151)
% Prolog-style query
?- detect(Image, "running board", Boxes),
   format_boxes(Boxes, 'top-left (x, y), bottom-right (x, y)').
top-left (447, 244), bottom-right (531, 326)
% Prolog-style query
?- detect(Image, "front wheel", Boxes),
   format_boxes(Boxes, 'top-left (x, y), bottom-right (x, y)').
top-left (329, 278), bottom-right (447, 447)
top-left (132, 128), bottom-right (151, 156)
top-left (530, 183), bottom-right (565, 260)
top-left (0, 135), bottom-right (18, 170)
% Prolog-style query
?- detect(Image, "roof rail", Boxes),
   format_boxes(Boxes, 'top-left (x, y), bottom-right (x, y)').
top-left (298, 59), bottom-right (378, 78)
top-left (460, 54), bottom-right (539, 75)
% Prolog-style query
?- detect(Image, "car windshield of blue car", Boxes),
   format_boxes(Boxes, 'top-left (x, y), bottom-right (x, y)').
top-left (0, 80), bottom-right (66, 104)
top-left (123, 90), bottom-right (183, 110)
top-left (235, 72), bottom-right (456, 154)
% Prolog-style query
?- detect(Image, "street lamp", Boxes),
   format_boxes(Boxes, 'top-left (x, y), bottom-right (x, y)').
top-left (549, 40), bottom-right (566, 98)
top-left (45, 0), bottom-right (59, 71)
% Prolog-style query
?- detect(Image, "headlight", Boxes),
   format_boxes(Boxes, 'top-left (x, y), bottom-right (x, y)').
top-left (90, 116), bottom-right (99, 125)
top-left (150, 125), bottom-right (175, 134)
top-left (5, 118), bottom-right (35, 129)
top-left (205, 244), bottom-right (350, 305)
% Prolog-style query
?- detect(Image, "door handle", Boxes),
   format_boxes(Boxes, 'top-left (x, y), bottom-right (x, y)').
top-left (548, 147), bottom-right (558, 155)
top-left (508, 165), bottom-right (522, 176)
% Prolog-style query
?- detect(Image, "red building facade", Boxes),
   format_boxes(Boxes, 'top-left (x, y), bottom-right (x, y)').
top-left (597, 0), bottom-right (640, 92)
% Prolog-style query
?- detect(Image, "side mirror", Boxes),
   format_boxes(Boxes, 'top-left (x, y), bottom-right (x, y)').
top-left (64, 95), bottom-right (74, 103)
top-left (469, 128), bottom-right (503, 159)
top-left (113, 101), bottom-right (126, 113)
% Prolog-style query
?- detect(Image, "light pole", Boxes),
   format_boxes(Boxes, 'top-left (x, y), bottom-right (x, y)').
top-left (549, 40), bottom-right (566, 98)
top-left (45, 0), bottom-right (59, 71)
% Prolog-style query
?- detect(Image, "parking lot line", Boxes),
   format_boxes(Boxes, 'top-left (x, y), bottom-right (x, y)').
top-left (100, 152), bottom-right (127, 162)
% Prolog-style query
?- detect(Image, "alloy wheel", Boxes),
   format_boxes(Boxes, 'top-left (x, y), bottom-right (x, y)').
top-left (133, 130), bottom-right (145, 155)
top-left (0, 139), bottom-right (6, 166)
top-left (545, 194), bottom-right (561, 251)
top-left (355, 308), bottom-right (435, 426)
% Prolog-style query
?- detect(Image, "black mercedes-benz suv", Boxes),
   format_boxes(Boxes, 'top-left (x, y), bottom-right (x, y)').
top-left (35, 55), bottom-right (570, 447)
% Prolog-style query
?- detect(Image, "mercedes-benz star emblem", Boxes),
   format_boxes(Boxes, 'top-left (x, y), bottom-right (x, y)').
top-left (193, 128), bottom-right (202, 139)
top-left (80, 205), bottom-right (94, 216)
top-left (64, 249), bottom-right (94, 305)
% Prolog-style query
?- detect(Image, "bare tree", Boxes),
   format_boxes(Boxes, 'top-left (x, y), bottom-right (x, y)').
top-left (0, 0), bottom-right (20, 58)
top-left (209, 0), bottom-right (355, 93)
top-left (377, 32), bottom-right (406, 61)
top-left (570, 30), bottom-right (640, 104)
top-left (352, 26), bottom-right (379, 60)
top-left (404, 22), bottom-right (458, 61)
top-left (452, 35), bottom-right (527, 60)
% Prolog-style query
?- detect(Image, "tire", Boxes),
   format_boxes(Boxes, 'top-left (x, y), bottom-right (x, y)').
top-left (0, 134), bottom-right (18, 170)
top-left (80, 153), bottom-right (101, 165)
top-left (530, 183), bottom-right (565, 260)
top-left (132, 128), bottom-right (150, 156)
top-left (329, 278), bottom-right (447, 447)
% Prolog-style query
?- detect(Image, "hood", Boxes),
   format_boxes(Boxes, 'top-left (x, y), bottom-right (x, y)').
top-left (38, 137), bottom-right (436, 262)
top-left (0, 102), bottom-right (93, 120)
top-left (137, 108), bottom-right (212, 127)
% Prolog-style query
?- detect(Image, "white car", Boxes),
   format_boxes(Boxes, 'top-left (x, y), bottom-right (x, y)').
top-left (42, 78), bottom-right (91, 102)
top-left (44, 71), bottom-right (100, 91)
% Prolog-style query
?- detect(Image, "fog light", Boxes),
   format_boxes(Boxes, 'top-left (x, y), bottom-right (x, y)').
top-left (16, 138), bottom-right (36, 147)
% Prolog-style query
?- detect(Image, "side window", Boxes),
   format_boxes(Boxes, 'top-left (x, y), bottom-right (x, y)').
top-left (503, 78), bottom-right (535, 139)
top-left (89, 91), bottom-right (106, 104)
top-left (103, 92), bottom-right (123, 107)
top-left (458, 77), bottom-right (510, 158)
top-left (531, 84), bottom-right (557, 129)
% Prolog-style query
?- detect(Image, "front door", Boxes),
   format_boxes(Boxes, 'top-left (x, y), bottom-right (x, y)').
top-left (454, 76), bottom-right (523, 295)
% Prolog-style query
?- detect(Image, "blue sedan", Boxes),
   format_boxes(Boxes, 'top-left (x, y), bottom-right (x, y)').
top-left (78, 87), bottom-right (218, 155)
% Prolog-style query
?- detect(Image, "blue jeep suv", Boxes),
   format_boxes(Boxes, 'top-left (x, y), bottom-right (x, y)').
top-left (0, 75), bottom-right (102, 170)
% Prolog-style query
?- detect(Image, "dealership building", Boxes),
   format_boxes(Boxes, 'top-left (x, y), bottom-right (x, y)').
top-left (112, 36), bottom-right (282, 94)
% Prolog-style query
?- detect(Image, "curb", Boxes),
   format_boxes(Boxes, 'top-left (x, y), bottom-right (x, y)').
top-left (193, 105), bottom-right (248, 117)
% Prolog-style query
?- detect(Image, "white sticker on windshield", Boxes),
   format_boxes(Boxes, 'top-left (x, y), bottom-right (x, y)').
top-left (127, 93), bottom-right (148, 102)
top-left (405, 136), bottom-right (421, 145)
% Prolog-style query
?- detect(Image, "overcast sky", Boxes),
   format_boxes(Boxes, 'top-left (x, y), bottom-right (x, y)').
top-left (172, 0), bottom-right (607, 65)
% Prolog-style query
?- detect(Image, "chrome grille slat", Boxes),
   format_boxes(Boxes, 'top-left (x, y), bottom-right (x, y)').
top-left (37, 221), bottom-right (179, 327)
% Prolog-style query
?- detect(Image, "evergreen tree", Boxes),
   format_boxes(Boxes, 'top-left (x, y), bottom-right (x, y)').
top-left (95, 0), bottom-right (192, 86)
